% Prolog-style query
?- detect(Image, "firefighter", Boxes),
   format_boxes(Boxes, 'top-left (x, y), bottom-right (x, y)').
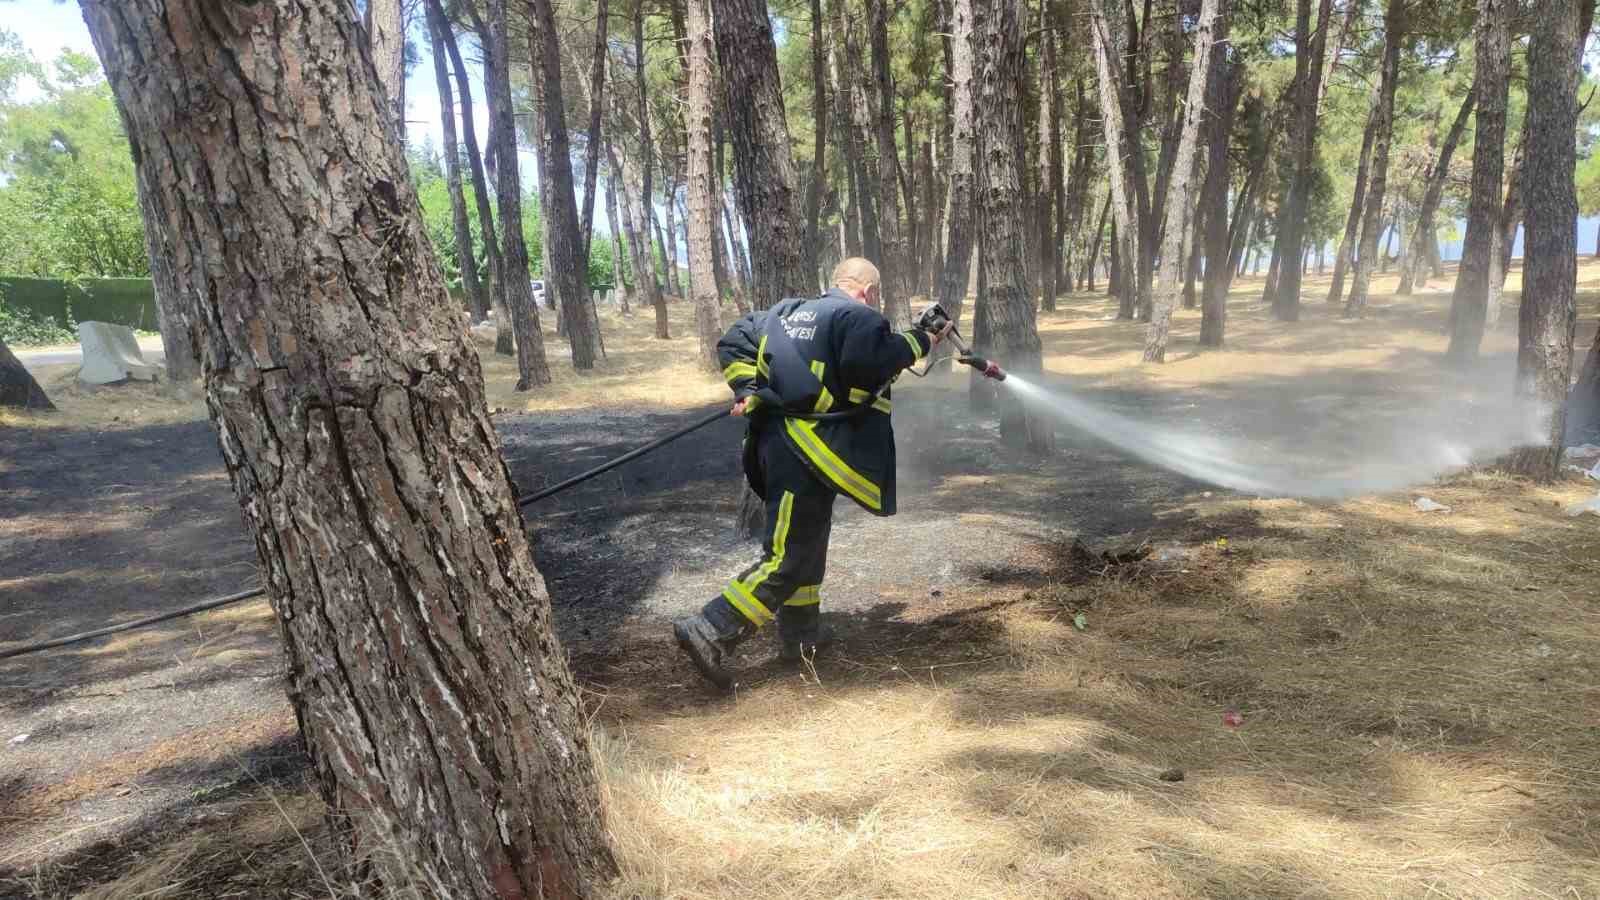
top-left (672, 258), bottom-right (952, 689)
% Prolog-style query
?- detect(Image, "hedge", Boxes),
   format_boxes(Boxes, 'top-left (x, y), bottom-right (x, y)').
top-left (0, 276), bottom-right (160, 331)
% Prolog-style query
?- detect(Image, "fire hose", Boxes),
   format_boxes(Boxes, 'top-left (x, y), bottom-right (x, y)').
top-left (0, 303), bottom-right (1006, 662)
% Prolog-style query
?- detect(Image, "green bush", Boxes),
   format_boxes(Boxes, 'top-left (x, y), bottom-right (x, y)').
top-left (0, 302), bottom-right (75, 346)
top-left (0, 275), bottom-right (158, 331)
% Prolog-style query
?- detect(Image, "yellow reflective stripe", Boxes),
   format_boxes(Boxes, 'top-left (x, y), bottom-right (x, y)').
top-left (785, 585), bottom-right (821, 606)
top-left (848, 387), bottom-right (892, 414)
top-left (722, 360), bottom-right (757, 382)
top-left (723, 583), bottom-right (774, 626)
top-left (901, 331), bottom-right (924, 361)
top-left (756, 334), bottom-right (770, 377)
top-left (785, 418), bottom-right (882, 510)
top-left (810, 360), bottom-right (834, 413)
top-left (733, 491), bottom-right (792, 615)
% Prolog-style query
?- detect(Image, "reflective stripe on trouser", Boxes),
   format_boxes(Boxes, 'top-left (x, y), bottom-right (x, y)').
top-left (707, 431), bottom-right (837, 629)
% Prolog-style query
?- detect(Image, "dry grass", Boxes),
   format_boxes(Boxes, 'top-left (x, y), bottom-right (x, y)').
top-left (597, 473), bottom-right (1600, 899)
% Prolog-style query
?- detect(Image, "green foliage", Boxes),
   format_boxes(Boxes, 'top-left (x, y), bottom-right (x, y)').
top-left (1, 275), bottom-right (158, 331)
top-left (0, 37), bottom-right (147, 280)
top-left (0, 301), bottom-right (73, 346)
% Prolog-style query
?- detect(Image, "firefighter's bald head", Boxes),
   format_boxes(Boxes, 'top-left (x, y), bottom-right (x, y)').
top-left (832, 257), bottom-right (882, 308)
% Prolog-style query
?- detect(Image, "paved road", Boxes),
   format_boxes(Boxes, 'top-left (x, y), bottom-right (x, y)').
top-left (15, 335), bottom-right (167, 369)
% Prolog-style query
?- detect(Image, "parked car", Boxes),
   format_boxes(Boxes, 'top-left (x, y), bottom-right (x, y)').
top-left (530, 279), bottom-right (548, 308)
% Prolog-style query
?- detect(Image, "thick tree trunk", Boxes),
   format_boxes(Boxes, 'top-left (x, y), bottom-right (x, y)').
top-left (1037, 17), bottom-right (1060, 314)
top-left (1085, 190), bottom-right (1110, 292)
top-left (1489, 133), bottom-right (1525, 329)
top-left (486, 0), bottom-right (552, 383)
top-left (972, 0), bottom-right (1051, 451)
top-left (134, 165), bottom-right (200, 383)
top-left (80, 2), bottom-right (617, 894)
top-left (436, 0), bottom-right (513, 355)
top-left (579, 0), bottom-right (610, 257)
top-left (1503, 0), bottom-right (1581, 479)
top-left (805, 0), bottom-right (828, 271)
top-left (426, 3), bottom-right (488, 323)
top-left (1145, 0), bottom-right (1223, 362)
top-left (528, 0), bottom-right (598, 369)
top-left (1328, 103), bottom-right (1378, 306)
top-left (604, 168), bottom-right (635, 313)
top-left (1400, 85), bottom-right (1475, 296)
top-left (1182, 207), bottom-right (1203, 310)
top-left (1270, 0), bottom-right (1335, 321)
top-left (868, 0), bottom-right (910, 326)
top-left (1198, 51), bottom-right (1238, 347)
top-left (0, 337), bottom-right (52, 410)
top-left (1344, 0), bottom-right (1403, 319)
top-left (366, 0), bottom-right (405, 134)
top-left (687, 0), bottom-right (722, 370)
top-left (1089, 0), bottom-right (1141, 322)
top-left (713, 0), bottom-right (814, 310)
top-left (935, 0), bottom-right (978, 340)
top-left (1062, 77), bottom-right (1096, 294)
top-left (632, 4), bottom-right (671, 339)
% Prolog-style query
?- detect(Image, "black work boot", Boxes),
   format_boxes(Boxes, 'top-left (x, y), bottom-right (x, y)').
top-left (778, 606), bottom-right (833, 664)
top-left (673, 604), bottom-right (753, 690)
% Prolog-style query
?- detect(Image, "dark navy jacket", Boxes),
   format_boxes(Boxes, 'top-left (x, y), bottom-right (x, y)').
top-left (717, 289), bottom-right (932, 516)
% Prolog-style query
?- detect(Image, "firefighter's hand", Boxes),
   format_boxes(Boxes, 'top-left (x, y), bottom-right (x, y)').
top-left (927, 320), bottom-right (955, 347)
top-left (731, 396), bottom-right (752, 417)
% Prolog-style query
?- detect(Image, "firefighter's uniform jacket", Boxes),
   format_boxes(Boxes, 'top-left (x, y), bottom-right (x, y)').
top-left (705, 289), bottom-right (932, 632)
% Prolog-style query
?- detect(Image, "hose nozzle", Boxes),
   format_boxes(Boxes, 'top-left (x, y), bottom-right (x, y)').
top-left (958, 355), bottom-right (1007, 382)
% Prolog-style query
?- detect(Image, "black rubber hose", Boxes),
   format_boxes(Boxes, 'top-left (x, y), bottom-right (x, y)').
top-left (0, 587), bottom-right (267, 661)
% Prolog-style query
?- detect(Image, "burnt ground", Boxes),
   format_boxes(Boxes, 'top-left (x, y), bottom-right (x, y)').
top-left (0, 375), bottom-right (1224, 886)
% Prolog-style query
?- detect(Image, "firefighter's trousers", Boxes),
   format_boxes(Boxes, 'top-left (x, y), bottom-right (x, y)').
top-left (703, 423), bottom-right (835, 641)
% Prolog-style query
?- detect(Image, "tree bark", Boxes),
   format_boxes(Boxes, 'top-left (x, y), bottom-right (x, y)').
top-left (831, 0), bottom-right (880, 267)
top-left (80, 2), bottom-right (618, 894)
top-left (1085, 190), bottom-right (1111, 292)
top-left (1145, 0), bottom-right (1224, 363)
top-left (1503, 0), bottom-right (1581, 479)
top-left (1090, 0), bottom-right (1141, 321)
top-left (426, 2), bottom-right (489, 323)
top-left (134, 163), bottom-right (201, 383)
top-left (1490, 132), bottom-right (1525, 329)
top-left (1399, 86), bottom-right (1474, 296)
top-left (868, 0), bottom-right (911, 326)
top-left (1061, 77), bottom-right (1096, 294)
top-left (435, 0), bottom-right (513, 356)
top-left (0, 337), bottom-right (53, 410)
top-left (805, 0), bottom-right (829, 273)
top-left (486, 0), bottom-right (553, 383)
top-left (972, 0), bottom-right (1051, 451)
top-left (712, 0), bottom-right (814, 310)
top-left (687, 0), bottom-right (722, 370)
top-left (1037, 15), bottom-right (1060, 314)
top-left (579, 0), bottom-right (610, 258)
top-left (1198, 51), bottom-right (1239, 347)
top-left (1327, 102), bottom-right (1378, 306)
top-left (632, 2), bottom-right (671, 339)
top-left (723, 190), bottom-right (754, 295)
top-left (366, 0), bottom-right (405, 134)
top-left (934, 0), bottom-right (978, 339)
top-left (528, 0), bottom-right (598, 368)
top-left (605, 166), bottom-right (634, 313)
top-left (1270, 0), bottom-right (1336, 322)
top-left (1344, 0), bottom-right (1403, 319)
